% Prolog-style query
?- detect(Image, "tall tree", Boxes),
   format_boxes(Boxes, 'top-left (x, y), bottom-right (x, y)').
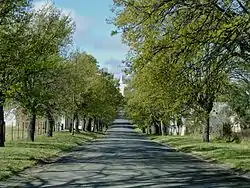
top-left (111, 0), bottom-right (249, 142)
top-left (0, 0), bottom-right (31, 147)
top-left (13, 3), bottom-right (74, 141)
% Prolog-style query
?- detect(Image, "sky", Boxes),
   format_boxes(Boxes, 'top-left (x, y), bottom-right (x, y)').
top-left (33, 0), bottom-right (128, 78)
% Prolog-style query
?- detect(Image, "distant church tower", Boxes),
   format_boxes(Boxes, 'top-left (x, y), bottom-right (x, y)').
top-left (119, 75), bottom-right (127, 96)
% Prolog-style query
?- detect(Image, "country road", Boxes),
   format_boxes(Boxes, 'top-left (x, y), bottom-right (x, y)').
top-left (1, 119), bottom-right (250, 187)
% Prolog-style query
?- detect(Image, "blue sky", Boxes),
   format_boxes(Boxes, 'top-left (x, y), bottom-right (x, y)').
top-left (33, 0), bottom-right (128, 77)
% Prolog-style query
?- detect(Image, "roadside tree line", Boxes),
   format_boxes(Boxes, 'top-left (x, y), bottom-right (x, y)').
top-left (111, 0), bottom-right (250, 142)
top-left (0, 1), bottom-right (122, 147)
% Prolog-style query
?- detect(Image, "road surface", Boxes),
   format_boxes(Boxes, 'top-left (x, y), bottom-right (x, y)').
top-left (1, 119), bottom-right (250, 187)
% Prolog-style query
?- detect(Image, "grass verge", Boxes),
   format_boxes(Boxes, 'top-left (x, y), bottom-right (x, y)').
top-left (0, 131), bottom-right (104, 180)
top-left (149, 135), bottom-right (250, 172)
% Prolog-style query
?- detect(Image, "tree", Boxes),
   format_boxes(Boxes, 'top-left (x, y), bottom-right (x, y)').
top-left (0, 0), bottom-right (32, 147)
top-left (13, 3), bottom-right (74, 141)
top-left (63, 51), bottom-right (99, 133)
top-left (227, 81), bottom-right (250, 129)
top-left (111, 0), bottom-right (249, 142)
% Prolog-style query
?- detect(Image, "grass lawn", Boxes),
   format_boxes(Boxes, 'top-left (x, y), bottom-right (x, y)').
top-left (0, 131), bottom-right (104, 180)
top-left (5, 124), bottom-right (50, 141)
top-left (149, 135), bottom-right (250, 172)
top-left (5, 126), bottom-right (29, 141)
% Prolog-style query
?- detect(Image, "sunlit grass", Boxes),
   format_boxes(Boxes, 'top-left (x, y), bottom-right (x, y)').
top-left (0, 131), bottom-right (104, 180)
top-left (150, 135), bottom-right (250, 172)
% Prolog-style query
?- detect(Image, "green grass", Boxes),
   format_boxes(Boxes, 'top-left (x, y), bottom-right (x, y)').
top-left (5, 125), bottom-right (47, 141)
top-left (5, 126), bottom-right (29, 141)
top-left (0, 131), bottom-right (104, 180)
top-left (149, 135), bottom-right (250, 172)
top-left (134, 127), bottom-right (142, 133)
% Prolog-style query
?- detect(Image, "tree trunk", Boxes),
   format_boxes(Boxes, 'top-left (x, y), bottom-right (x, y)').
top-left (148, 123), bottom-right (152, 134)
top-left (27, 112), bottom-right (36, 142)
top-left (69, 118), bottom-right (73, 133)
top-left (99, 119), bottom-right (102, 132)
top-left (142, 127), bottom-right (146, 133)
top-left (160, 120), bottom-right (165, 136)
top-left (74, 112), bottom-right (80, 133)
top-left (72, 116), bottom-right (75, 135)
top-left (96, 118), bottom-right (99, 132)
top-left (69, 118), bottom-right (74, 135)
top-left (0, 102), bottom-right (5, 147)
top-left (100, 120), bottom-right (103, 132)
top-left (47, 111), bottom-right (55, 137)
top-left (165, 126), bottom-right (169, 135)
top-left (86, 117), bottom-right (92, 132)
top-left (69, 121), bottom-right (73, 133)
top-left (176, 125), bottom-right (180, 135)
top-left (93, 117), bottom-right (97, 132)
top-left (158, 123), bottom-right (162, 135)
top-left (202, 114), bottom-right (210, 142)
top-left (154, 122), bottom-right (160, 135)
top-left (82, 118), bottom-right (86, 131)
top-left (146, 122), bottom-right (150, 134)
top-left (85, 118), bottom-right (89, 131)
top-left (176, 117), bottom-right (182, 136)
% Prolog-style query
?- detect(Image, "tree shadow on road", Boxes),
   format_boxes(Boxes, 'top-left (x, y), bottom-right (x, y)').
top-left (2, 123), bottom-right (250, 188)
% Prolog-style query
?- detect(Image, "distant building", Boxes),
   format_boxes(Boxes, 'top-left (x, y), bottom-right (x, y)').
top-left (119, 74), bottom-right (128, 96)
top-left (210, 102), bottom-right (241, 133)
top-left (4, 108), bottom-right (16, 126)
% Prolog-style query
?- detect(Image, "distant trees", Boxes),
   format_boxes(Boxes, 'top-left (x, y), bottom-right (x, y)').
top-left (0, 1), bottom-right (122, 146)
top-left (227, 81), bottom-right (250, 129)
top-left (111, 0), bottom-right (250, 142)
top-left (61, 51), bottom-right (122, 135)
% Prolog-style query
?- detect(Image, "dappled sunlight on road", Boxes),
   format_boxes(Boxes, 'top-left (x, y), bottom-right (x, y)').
top-left (1, 119), bottom-right (250, 187)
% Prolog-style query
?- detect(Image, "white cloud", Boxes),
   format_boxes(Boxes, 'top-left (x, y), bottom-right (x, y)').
top-left (101, 58), bottom-right (124, 78)
top-left (33, 0), bottom-right (90, 39)
top-left (93, 35), bottom-right (129, 52)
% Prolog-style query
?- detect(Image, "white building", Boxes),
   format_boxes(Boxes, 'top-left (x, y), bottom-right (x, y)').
top-left (4, 108), bottom-right (16, 126)
top-left (119, 75), bottom-right (127, 96)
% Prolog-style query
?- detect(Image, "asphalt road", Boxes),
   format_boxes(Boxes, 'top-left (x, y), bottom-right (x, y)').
top-left (1, 119), bottom-right (250, 188)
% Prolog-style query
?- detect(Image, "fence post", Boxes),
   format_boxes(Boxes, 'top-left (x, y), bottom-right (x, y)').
top-left (41, 121), bottom-right (43, 135)
top-left (44, 121), bottom-right (46, 134)
top-left (17, 121), bottom-right (20, 139)
top-left (39, 121), bottom-right (41, 135)
top-left (42, 121), bottom-right (44, 135)
top-left (41, 121), bottom-right (43, 134)
top-left (45, 120), bottom-right (47, 134)
top-left (11, 122), bottom-right (14, 141)
top-left (42, 122), bottom-right (44, 135)
top-left (37, 121), bottom-right (39, 135)
top-left (40, 121), bottom-right (41, 135)
top-left (22, 122), bottom-right (24, 139)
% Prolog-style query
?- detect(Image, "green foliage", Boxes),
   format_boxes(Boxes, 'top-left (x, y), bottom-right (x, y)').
top-left (0, 132), bottom-right (103, 180)
top-left (0, 1), bottom-right (122, 143)
top-left (0, 0), bottom-right (32, 97)
top-left (60, 51), bottom-right (122, 126)
top-left (227, 82), bottom-right (250, 129)
top-left (12, 3), bottom-right (74, 116)
top-left (112, 0), bottom-right (250, 141)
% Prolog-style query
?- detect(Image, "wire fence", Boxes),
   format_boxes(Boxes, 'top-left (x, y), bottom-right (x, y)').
top-left (5, 120), bottom-right (63, 141)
